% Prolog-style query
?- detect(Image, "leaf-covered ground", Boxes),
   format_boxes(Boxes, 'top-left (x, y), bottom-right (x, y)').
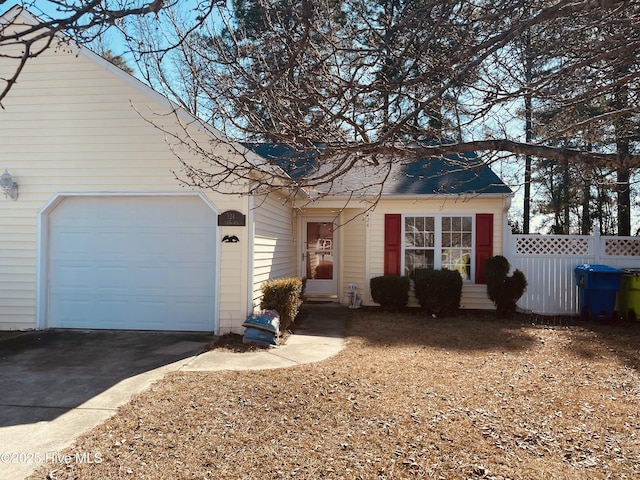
top-left (32, 310), bottom-right (640, 479)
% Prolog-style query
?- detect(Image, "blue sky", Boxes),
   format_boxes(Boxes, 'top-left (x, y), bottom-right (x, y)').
top-left (1, 1), bottom-right (166, 56)
top-left (3, 1), bottom-right (637, 234)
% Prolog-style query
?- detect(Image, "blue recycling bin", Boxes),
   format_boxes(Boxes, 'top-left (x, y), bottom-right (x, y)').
top-left (242, 310), bottom-right (280, 346)
top-left (574, 264), bottom-right (624, 321)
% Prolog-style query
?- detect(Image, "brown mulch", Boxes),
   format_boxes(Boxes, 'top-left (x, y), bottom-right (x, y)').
top-left (204, 309), bottom-right (305, 352)
top-left (204, 326), bottom-right (295, 353)
top-left (205, 332), bottom-right (268, 353)
top-left (30, 311), bottom-right (640, 480)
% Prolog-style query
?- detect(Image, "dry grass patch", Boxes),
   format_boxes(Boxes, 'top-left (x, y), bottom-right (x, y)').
top-left (32, 311), bottom-right (640, 480)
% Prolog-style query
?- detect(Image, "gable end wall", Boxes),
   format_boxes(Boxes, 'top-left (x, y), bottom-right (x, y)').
top-left (0, 32), bottom-right (251, 332)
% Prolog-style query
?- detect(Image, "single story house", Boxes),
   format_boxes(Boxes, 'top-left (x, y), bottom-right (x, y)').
top-left (248, 143), bottom-right (513, 305)
top-left (0, 7), bottom-right (513, 334)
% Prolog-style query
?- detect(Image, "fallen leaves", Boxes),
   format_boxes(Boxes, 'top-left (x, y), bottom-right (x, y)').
top-left (28, 311), bottom-right (640, 480)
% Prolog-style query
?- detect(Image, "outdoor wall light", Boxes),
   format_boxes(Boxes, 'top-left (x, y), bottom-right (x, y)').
top-left (0, 169), bottom-right (18, 200)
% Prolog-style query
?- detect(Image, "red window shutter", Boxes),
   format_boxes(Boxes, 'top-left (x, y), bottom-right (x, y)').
top-left (384, 214), bottom-right (402, 275)
top-left (475, 214), bottom-right (493, 284)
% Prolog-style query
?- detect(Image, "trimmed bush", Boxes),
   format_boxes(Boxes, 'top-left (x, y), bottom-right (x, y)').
top-left (260, 277), bottom-right (305, 330)
top-left (484, 255), bottom-right (528, 316)
top-left (299, 277), bottom-right (307, 301)
top-left (370, 275), bottom-right (410, 310)
top-left (414, 268), bottom-right (463, 316)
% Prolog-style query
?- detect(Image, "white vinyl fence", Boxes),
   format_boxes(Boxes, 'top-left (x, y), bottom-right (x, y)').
top-left (504, 226), bottom-right (640, 315)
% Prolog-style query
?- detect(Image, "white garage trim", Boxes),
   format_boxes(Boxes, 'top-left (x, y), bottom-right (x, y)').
top-left (37, 192), bottom-right (221, 332)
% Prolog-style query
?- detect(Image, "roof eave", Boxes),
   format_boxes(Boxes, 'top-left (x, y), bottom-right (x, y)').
top-left (309, 191), bottom-right (514, 202)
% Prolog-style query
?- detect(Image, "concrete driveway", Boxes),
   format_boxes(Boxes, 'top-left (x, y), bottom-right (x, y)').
top-left (0, 304), bottom-right (346, 480)
top-left (0, 329), bottom-right (214, 480)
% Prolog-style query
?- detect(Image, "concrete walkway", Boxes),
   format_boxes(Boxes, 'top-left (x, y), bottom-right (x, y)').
top-left (1, 303), bottom-right (347, 480)
top-left (184, 302), bottom-right (346, 371)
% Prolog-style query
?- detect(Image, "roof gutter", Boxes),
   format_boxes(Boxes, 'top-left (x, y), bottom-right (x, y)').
top-left (306, 192), bottom-right (515, 202)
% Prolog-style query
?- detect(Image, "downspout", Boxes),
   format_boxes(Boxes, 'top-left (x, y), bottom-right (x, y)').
top-left (247, 194), bottom-right (255, 317)
top-left (364, 208), bottom-right (372, 305)
top-left (503, 195), bottom-right (513, 257)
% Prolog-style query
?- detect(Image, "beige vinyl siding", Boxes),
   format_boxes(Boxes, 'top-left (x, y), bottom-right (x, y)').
top-left (217, 220), bottom-right (248, 334)
top-left (460, 284), bottom-right (495, 310)
top-left (366, 198), bottom-right (506, 309)
top-left (252, 193), bottom-right (297, 312)
top-left (0, 28), bottom-right (250, 332)
top-left (340, 209), bottom-right (368, 304)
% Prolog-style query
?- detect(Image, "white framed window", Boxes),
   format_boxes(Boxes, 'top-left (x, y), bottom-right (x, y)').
top-left (403, 215), bottom-right (474, 281)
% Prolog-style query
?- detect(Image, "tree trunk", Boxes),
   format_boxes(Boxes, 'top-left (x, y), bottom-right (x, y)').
top-left (581, 174), bottom-right (591, 235)
top-left (562, 160), bottom-right (570, 234)
top-left (617, 165), bottom-right (631, 236)
top-left (614, 80), bottom-right (632, 236)
top-left (524, 94), bottom-right (532, 234)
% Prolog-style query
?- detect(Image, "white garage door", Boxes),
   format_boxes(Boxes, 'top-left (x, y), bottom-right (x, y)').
top-left (48, 195), bottom-right (217, 331)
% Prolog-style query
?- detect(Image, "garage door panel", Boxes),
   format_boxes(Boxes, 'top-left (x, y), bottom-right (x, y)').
top-left (171, 198), bottom-right (220, 226)
top-left (95, 265), bottom-right (131, 289)
top-left (50, 231), bottom-right (93, 259)
top-left (50, 200), bottom-right (95, 226)
top-left (50, 297), bottom-right (99, 329)
top-left (50, 265), bottom-right (93, 291)
top-left (135, 232), bottom-right (170, 257)
top-left (171, 264), bottom-right (214, 287)
top-left (134, 266), bottom-right (170, 293)
top-left (52, 292), bottom-right (211, 331)
top-left (173, 300), bottom-right (216, 330)
top-left (48, 195), bottom-right (218, 331)
top-left (95, 231), bottom-right (133, 256)
top-left (50, 292), bottom-right (216, 331)
top-left (96, 199), bottom-right (136, 225)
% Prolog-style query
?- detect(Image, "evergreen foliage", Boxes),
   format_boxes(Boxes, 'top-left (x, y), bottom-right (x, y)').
top-left (370, 275), bottom-right (410, 310)
top-left (484, 256), bottom-right (528, 316)
top-left (413, 268), bottom-right (463, 316)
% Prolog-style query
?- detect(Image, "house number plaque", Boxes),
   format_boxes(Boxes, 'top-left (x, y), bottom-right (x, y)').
top-left (218, 210), bottom-right (246, 226)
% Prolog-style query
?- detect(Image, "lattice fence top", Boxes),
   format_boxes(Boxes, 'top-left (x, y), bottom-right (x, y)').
top-left (509, 233), bottom-right (640, 315)
top-left (605, 238), bottom-right (640, 257)
top-left (515, 236), bottom-right (590, 255)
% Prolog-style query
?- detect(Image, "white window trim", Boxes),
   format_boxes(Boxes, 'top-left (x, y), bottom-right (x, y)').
top-left (401, 214), bottom-right (476, 283)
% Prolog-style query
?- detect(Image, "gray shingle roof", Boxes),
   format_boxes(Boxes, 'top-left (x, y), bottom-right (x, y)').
top-left (246, 143), bottom-right (512, 197)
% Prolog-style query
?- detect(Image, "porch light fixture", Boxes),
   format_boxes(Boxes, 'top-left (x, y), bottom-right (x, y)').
top-left (0, 169), bottom-right (18, 200)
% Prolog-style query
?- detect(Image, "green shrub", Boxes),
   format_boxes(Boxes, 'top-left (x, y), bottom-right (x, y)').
top-left (260, 277), bottom-right (305, 330)
top-left (299, 277), bottom-right (307, 301)
top-left (370, 275), bottom-right (410, 310)
top-left (484, 255), bottom-right (527, 316)
top-left (414, 268), bottom-right (463, 316)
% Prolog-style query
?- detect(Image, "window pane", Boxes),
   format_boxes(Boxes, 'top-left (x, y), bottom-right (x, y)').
top-left (404, 215), bottom-right (473, 282)
top-left (405, 217), bottom-right (415, 247)
top-left (425, 217), bottom-right (434, 231)
top-left (405, 216), bottom-right (435, 248)
top-left (441, 249), bottom-right (471, 281)
top-left (451, 232), bottom-right (463, 247)
top-left (442, 231), bottom-right (451, 247)
top-left (425, 231), bottom-right (434, 247)
top-left (405, 249), bottom-right (434, 277)
top-left (405, 231), bottom-right (415, 247)
top-left (462, 233), bottom-right (472, 247)
top-left (306, 222), bottom-right (334, 280)
top-left (406, 217), bottom-right (415, 231)
top-left (443, 232), bottom-right (465, 248)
